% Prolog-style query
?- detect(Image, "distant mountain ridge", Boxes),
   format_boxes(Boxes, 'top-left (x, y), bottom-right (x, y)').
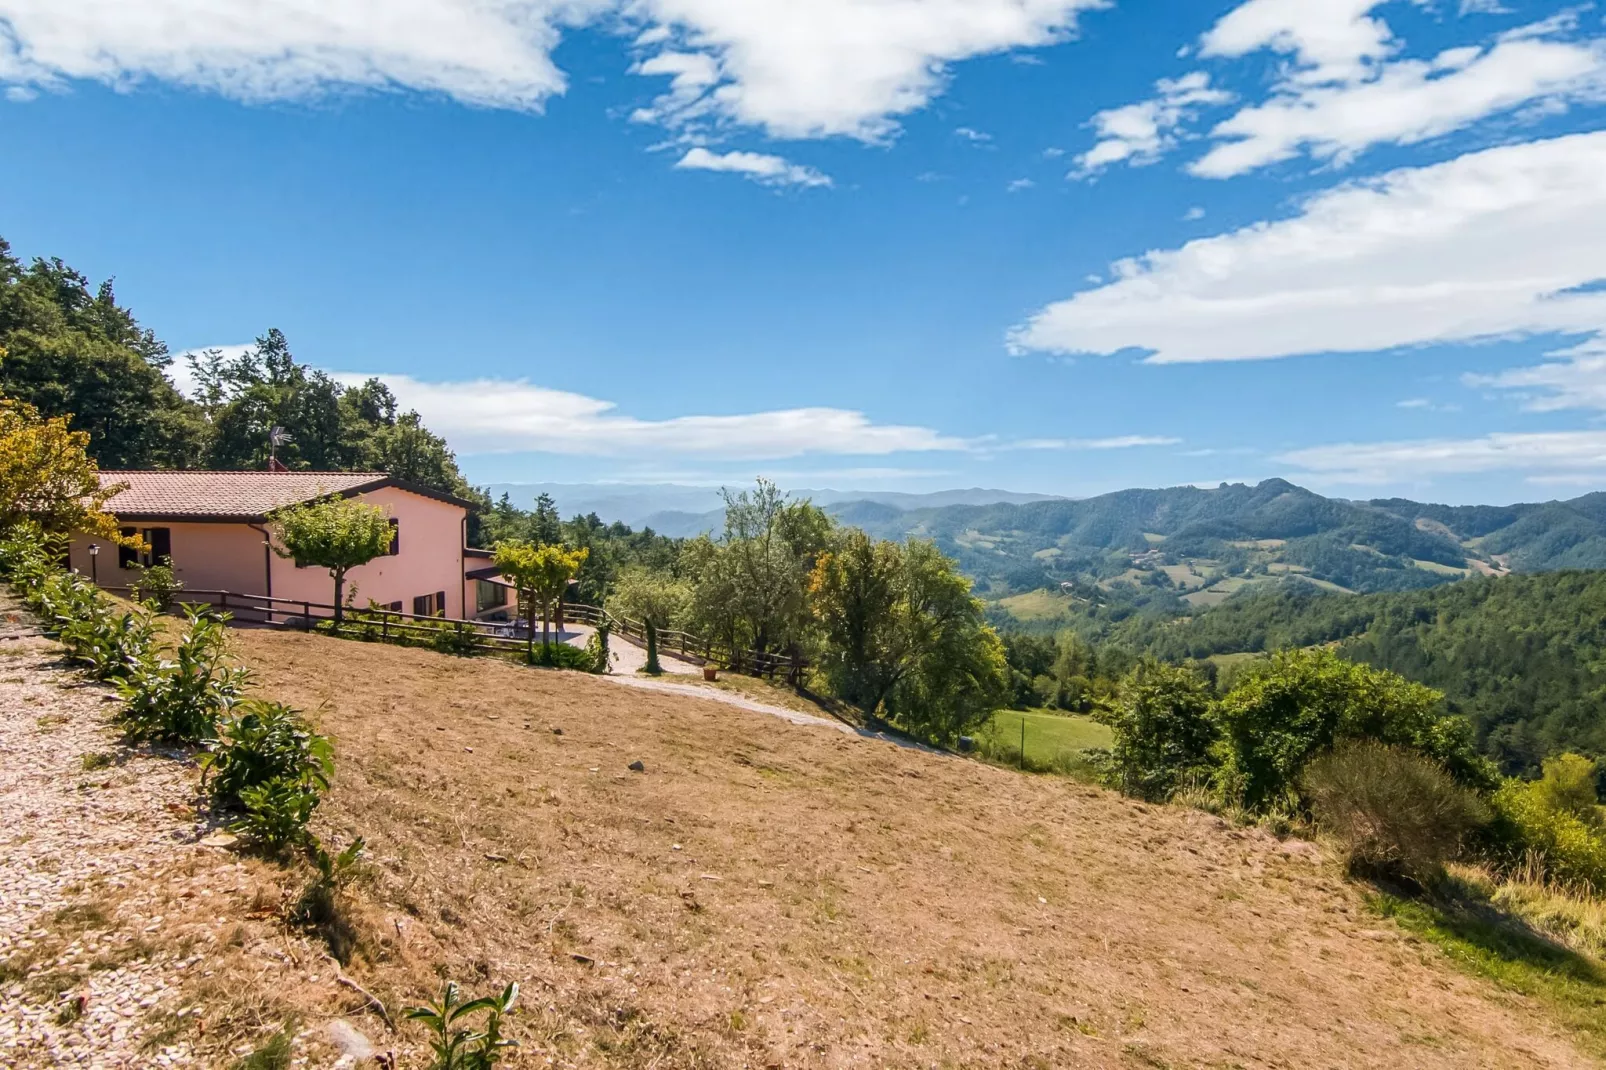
top-left (485, 478), bottom-right (1606, 595)
top-left (482, 482), bottom-right (1063, 535)
top-left (841, 478), bottom-right (1606, 598)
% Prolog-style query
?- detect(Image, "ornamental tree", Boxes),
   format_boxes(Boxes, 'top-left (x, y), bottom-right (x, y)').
top-left (269, 496), bottom-right (393, 623)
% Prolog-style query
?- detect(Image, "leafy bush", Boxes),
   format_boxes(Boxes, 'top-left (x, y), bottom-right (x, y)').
top-left (584, 621), bottom-right (611, 674)
top-left (130, 558), bottom-right (183, 612)
top-left (1213, 648), bottom-right (1494, 812)
top-left (115, 608), bottom-right (250, 743)
top-left (59, 603), bottom-right (157, 681)
top-left (1488, 777), bottom-right (1606, 894)
top-left (1097, 659), bottom-right (1217, 801)
top-left (430, 619), bottom-right (482, 657)
top-left (1531, 753), bottom-right (1603, 827)
top-left (232, 778), bottom-right (322, 851)
top-left (202, 700), bottom-right (333, 808)
top-left (405, 981), bottom-right (520, 1070)
top-left (1302, 740), bottom-right (1489, 884)
top-left (528, 641), bottom-right (594, 670)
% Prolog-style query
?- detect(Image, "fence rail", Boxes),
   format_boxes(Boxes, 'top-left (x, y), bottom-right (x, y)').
top-left (106, 586), bottom-right (807, 681)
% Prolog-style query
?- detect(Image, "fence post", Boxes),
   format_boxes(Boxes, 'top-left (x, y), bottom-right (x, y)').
top-left (220, 591), bottom-right (229, 616)
top-left (303, 601), bottom-right (311, 630)
top-left (382, 612), bottom-right (389, 642)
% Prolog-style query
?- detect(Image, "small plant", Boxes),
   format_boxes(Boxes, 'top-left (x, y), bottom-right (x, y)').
top-left (130, 557), bottom-right (184, 612)
top-left (405, 981), bottom-right (520, 1070)
top-left (202, 700), bottom-right (333, 811)
top-left (291, 838), bottom-right (366, 963)
top-left (60, 603), bottom-right (156, 681)
top-left (115, 608), bottom-right (250, 743)
top-left (232, 778), bottom-right (322, 851)
top-left (431, 619), bottom-right (482, 657)
top-left (585, 621), bottom-right (611, 674)
top-left (1302, 739), bottom-right (1489, 885)
top-left (1487, 775), bottom-right (1606, 894)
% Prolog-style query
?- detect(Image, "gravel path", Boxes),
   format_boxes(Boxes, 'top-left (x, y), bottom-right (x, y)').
top-left (0, 592), bottom-right (228, 1068)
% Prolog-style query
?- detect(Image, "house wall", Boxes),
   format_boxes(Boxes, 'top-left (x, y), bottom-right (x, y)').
top-left (68, 521), bottom-right (271, 595)
top-left (71, 485), bottom-right (467, 619)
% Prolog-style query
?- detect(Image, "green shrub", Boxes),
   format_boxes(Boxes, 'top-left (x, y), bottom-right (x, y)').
top-left (115, 608), bottom-right (250, 743)
top-left (59, 604), bottom-right (157, 681)
top-left (1302, 740), bottom-right (1489, 884)
top-left (430, 619), bottom-right (482, 657)
top-left (1532, 753), bottom-right (1603, 828)
top-left (1097, 659), bottom-right (1217, 801)
top-left (528, 641), bottom-right (593, 670)
top-left (202, 700), bottom-right (333, 809)
top-left (233, 777), bottom-right (322, 851)
top-left (1488, 778), bottom-right (1606, 894)
top-left (585, 621), bottom-right (611, 674)
top-left (1213, 648), bottom-right (1494, 812)
top-left (405, 981), bottom-right (520, 1070)
top-left (130, 558), bottom-right (184, 612)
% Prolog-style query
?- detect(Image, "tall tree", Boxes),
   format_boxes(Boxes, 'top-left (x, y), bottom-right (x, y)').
top-left (811, 532), bottom-right (1009, 742)
top-left (0, 238), bottom-right (207, 467)
top-left (493, 540), bottom-right (588, 657)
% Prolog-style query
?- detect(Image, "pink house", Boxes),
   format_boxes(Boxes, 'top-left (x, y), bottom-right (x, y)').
top-left (70, 471), bottom-right (477, 619)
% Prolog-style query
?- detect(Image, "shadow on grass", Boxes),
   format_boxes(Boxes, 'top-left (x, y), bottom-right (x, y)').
top-left (1367, 884), bottom-right (1606, 1053)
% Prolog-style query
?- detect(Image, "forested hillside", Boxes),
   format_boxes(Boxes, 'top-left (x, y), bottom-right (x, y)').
top-left (1055, 573), bottom-right (1606, 774)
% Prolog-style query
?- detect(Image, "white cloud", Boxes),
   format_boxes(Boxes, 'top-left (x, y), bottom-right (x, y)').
top-left (1467, 340), bottom-right (1606, 412)
top-left (1277, 430), bottom-right (1606, 484)
top-left (1078, 3), bottom-right (1606, 179)
top-left (1007, 177), bottom-right (1035, 192)
top-left (626, 0), bottom-right (1105, 140)
top-left (673, 147), bottom-right (831, 187)
top-left (0, 0), bottom-right (599, 109)
top-left (1183, 206), bottom-right (1205, 220)
top-left (1198, 0), bottom-right (1399, 85)
top-left (955, 126), bottom-right (992, 142)
top-left (0, 0), bottom-right (1103, 143)
top-left (1010, 131), bottom-right (1606, 364)
top-left (346, 373), bottom-right (965, 458)
top-left (1010, 435), bottom-right (1182, 450)
top-left (1192, 19), bottom-right (1606, 178)
top-left (1072, 72), bottom-right (1230, 177)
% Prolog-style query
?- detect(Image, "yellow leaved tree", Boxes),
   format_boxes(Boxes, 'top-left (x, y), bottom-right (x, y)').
top-left (0, 397), bottom-right (126, 544)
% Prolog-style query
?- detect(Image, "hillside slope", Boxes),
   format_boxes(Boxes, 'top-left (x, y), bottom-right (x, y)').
top-left (221, 631), bottom-right (1592, 1068)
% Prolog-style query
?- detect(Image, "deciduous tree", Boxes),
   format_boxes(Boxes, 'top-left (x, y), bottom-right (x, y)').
top-left (269, 496), bottom-right (394, 623)
top-left (0, 396), bottom-right (126, 543)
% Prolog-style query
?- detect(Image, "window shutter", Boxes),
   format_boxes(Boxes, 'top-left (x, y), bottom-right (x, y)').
top-left (149, 528), bottom-right (172, 565)
top-left (118, 529), bottom-right (138, 569)
top-left (388, 519), bottom-right (400, 556)
top-left (435, 591), bottom-right (447, 617)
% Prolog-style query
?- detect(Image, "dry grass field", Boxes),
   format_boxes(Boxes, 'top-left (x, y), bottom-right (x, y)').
top-left (195, 629), bottom-right (1599, 1069)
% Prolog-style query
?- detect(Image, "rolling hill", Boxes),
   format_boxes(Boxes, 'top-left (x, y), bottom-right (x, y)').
top-left (842, 479), bottom-right (1606, 600)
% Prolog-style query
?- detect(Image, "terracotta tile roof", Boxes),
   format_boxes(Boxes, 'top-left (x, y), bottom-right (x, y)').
top-left (99, 470), bottom-right (389, 520)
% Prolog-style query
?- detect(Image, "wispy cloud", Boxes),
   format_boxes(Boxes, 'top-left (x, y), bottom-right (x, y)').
top-left (1012, 131), bottom-right (1606, 366)
top-left (1277, 430), bottom-right (1606, 484)
top-left (673, 147), bottom-right (831, 188)
top-left (1010, 435), bottom-right (1183, 450)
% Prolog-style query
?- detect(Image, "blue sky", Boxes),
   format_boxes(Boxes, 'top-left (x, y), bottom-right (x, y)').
top-left (3, 0), bottom-right (1606, 504)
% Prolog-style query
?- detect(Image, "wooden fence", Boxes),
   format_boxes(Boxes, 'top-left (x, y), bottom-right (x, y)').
top-left (110, 587), bottom-right (807, 681)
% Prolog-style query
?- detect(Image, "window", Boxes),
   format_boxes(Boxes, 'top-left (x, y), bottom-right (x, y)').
top-left (387, 518), bottom-right (400, 556)
top-left (412, 592), bottom-right (447, 617)
top-left (475, 580), bottom-right (508, 614)
top-left (386, 601), bottom-right (403, 613)
top-left (119, 527), bottom-right (172, 569)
